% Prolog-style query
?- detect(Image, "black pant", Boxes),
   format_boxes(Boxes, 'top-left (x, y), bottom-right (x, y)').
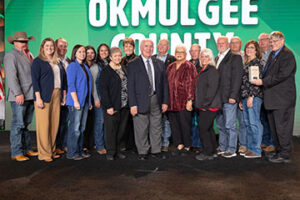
top-left (267, 107), bottom-right (295, 159)
top-left (83, 108), bottom-right (95, 150)
top-left (56, 105), bottom-right (68, 149)
top-left (121, 115), bottom-right (136, 151)
top-left (103, 108), bottom-right (130, 156)
top-left (198, 110), bottom-right (217, 156)
top-left (168, 110), bottom-right (192, 147)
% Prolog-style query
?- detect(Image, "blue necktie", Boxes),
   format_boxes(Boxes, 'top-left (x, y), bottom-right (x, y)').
top-left (263, 52), bottom-right (275, 77)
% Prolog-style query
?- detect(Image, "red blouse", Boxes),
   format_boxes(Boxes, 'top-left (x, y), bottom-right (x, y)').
top-left (167, 60), bottom-right (197, 111)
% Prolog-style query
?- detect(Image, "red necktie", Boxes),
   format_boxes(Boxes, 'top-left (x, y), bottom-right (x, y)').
top-left (0, 71), bottom-right (4, 101)
top-left (23, 49), bottom-right (33, 63)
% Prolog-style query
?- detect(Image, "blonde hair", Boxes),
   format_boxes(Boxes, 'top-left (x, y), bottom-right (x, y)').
top-left (38, 38), bottom-right (59, 64)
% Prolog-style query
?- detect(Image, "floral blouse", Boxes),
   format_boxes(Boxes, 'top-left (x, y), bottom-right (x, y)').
top-left (240, 57), bottom-right (263, 99)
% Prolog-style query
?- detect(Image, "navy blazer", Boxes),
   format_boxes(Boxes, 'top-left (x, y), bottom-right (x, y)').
top-left (31, 57), bottom-right (66, 103)
top-left (127, 56), bottom-right (169, 113)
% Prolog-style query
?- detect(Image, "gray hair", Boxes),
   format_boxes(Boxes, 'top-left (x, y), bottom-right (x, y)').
top-left (270, 31), bottom-right (285, 40)
top-left (158, 39), bottom-right (169, 46)
top-left (190, 44), bottom-right (201, 51)
top-left (200, 48), bottom-right (216, 67)
top-left (140, 39), bottom-right (154, 47)
top-left (258, 33), bottom-right (269, 40)
top-left (110, 47), bottom-right (122, 56)
top-left (230, 36), bottom-right (242, 43)
top-left (217, 36), bottom-right (229, 43)
top-left (175, 44), bottom-right (186, 52)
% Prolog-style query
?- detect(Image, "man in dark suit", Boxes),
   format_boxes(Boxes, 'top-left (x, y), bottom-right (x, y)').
top-left (152, 39), bottom-right (176, 71)
top-left (128, 39), bottom-right (169, 160)
top-left (252, 31), bottom-right (296, 163)
top-left (189, 44), bottom-right (201, 71)
top-left (215, 36), bottom-right (243, 158)
top-left (189, 44), bottom-right (202, 153)
top-left (152, 39), bottom-right (175, 152)
top-left (55, 38), bottom-right (70, 155)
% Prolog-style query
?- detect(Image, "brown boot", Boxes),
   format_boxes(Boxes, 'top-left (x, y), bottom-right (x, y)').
top-left (11, 155), bottom-right (29, 162)
top-left (55, 148), bottom-right (65, 155)
top-left (264, 145), bottom-right (275, 152)
top-left (26, 150), bottom-right (38, 157)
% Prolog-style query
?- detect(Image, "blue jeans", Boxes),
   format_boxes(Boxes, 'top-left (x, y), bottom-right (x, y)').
top-left (161, 114), bottom-right (171, 147)
top-left (242, 97), bottom-right (263, 156)
top-left (216, 103), bottom-right (238, 153)
top-left (237, 108), bottom-right (247, 147)
top-left (260, 105), bottom-right (274, 146)
top-left (10, 101), bottom-right (34, 157)
top-left (191, 110), bottom-right (202, 147)
top-left (67, 104), bottom-right (89, 159)
top-left (94, 106), bottom-right (105, 150)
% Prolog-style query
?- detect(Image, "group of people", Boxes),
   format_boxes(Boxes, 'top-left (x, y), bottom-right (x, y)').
top-left (3, 30), bottom-right (296, 164)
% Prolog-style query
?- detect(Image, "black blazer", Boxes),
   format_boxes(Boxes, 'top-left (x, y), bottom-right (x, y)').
top-left (128, 56), bottom-right (169, 113)
top-left (98, 65), bottom-right (127, 111)
top-left (189, 59), bottom-right (201, 72)
top-left (152, 54), bottom-right (176, 71)
top-left (31, 57), bottom-right (66, 103)
top-left (263, 46), bottom-right (296, 110)
top-left (195, 65), bottom-right (222, 109)
top-left (217, 50), bottom-right (243, 103)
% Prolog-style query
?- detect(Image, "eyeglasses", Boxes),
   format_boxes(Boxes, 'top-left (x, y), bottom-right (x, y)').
top-left (175, 51), bottom-right (186, 54)
top-left (259, 38), bottom-right (269, 41)
top-left (246, 46), bottom-right (256, 49)
top-left (270, 39), bottom-right (280, 44)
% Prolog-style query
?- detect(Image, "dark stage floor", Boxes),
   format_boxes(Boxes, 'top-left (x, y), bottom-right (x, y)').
top-left (0, 132), bottom-right (300, 200)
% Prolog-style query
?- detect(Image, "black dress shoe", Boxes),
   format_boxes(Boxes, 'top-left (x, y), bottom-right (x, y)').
top-left (151, 153), bottom-right (167, 159)
top-left (138, 154), bottom-right (147, 160)
top-left (195, 153), bottom-right (214, 161)
top-left (180, 148), bottom-right (190, 156)
top-left (171, 148), bottom-right (181, 156)
top-left (269, 155), bottom-right (291, 163)
top-left (265, 151), bottom-right (276, 159)
top-left (116, 153), bottom-right (126, 159)
top-left (106, 155), bottom-right (115, 161)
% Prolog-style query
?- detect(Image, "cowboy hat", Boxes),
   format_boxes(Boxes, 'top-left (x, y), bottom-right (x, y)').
top-left (7, 31), bottom-right (36, 44)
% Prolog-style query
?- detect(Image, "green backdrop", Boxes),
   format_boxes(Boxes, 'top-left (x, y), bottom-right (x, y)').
top-left (3, 0), bottom-right (300, 134)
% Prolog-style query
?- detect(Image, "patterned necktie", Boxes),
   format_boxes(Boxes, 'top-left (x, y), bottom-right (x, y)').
top-left (215, 56), bottom-right (219, 64)
top-left (146, 59), bottom-right (154, 94)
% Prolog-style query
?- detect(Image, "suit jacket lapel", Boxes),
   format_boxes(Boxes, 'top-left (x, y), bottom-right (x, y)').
top-left (265, 46), bottom-right (285, 76)
top-left (165, 54), bottom-right (171, 66)
top-left (218, 50), bottom-right (231, 70)
top-left (152, 57), bottom-right (160, 90)
top-left (14, 49), bottom-right (31, 66)
top-left (218, 50), bottom-right (231, 69)
top-left (138, 56), bottom-right (151, 85)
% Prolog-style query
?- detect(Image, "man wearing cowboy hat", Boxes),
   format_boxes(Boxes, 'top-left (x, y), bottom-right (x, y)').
top-left (4, 31), bottom-right (38, 161)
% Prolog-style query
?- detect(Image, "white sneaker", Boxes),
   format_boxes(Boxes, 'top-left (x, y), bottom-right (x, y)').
top-left (222, 152), bottom-right (237, 158)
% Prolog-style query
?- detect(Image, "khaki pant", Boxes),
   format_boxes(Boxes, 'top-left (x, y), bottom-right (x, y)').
top-left (34, 89), bottom-right (61, 160)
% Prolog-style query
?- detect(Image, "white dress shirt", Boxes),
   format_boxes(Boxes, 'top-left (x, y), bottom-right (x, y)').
top-left (216, 48), bottom-right (230, 69)
top-left (141, 55), bottom-right (156, 91)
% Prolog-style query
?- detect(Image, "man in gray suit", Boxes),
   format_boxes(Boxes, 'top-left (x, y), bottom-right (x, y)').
top-left (128, 39), bottom-right (169, 160)
top-left (4, 31), bottom-right (38, 161)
